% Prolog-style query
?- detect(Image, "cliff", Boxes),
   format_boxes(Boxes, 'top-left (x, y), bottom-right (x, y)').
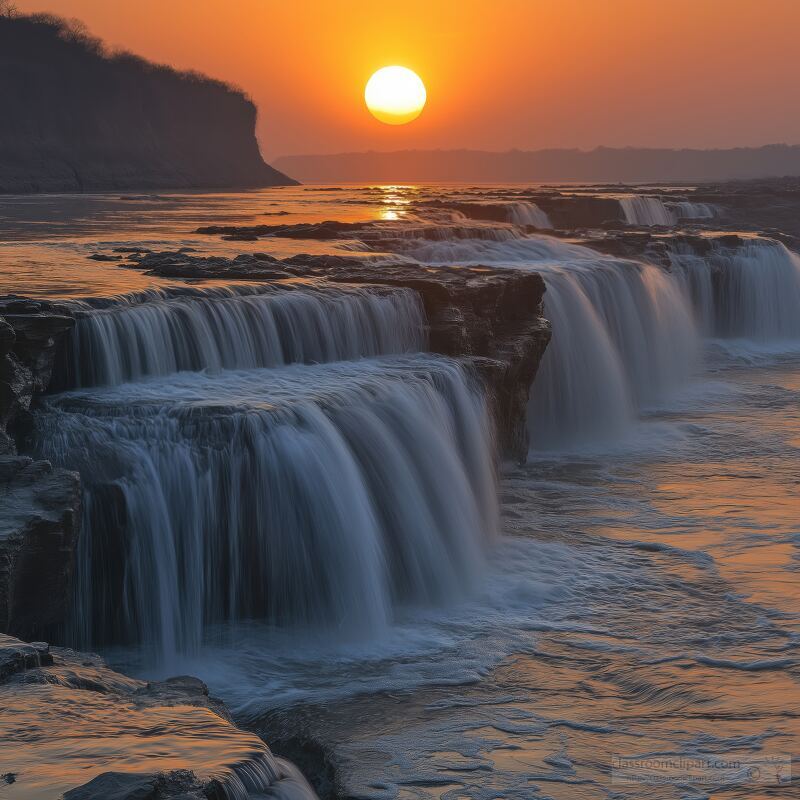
top-left (0, 12), bottom-right (296, 193)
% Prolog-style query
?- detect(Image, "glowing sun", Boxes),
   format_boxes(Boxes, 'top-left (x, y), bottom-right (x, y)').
top-left (365, 66), bottom-right (426, 125)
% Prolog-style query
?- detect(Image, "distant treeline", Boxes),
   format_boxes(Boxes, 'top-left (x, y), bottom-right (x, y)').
top-left (274, 145), bottom-right (800, 184)
top-left (0, 6), bottom-right (294, 192)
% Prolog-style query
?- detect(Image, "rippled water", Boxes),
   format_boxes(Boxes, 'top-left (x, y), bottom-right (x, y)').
top-left (3, 185), bottom-right (799, 798)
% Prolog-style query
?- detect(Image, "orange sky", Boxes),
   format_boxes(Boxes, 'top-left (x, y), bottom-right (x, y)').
top-left (14, 0), bottom-right (800, 158)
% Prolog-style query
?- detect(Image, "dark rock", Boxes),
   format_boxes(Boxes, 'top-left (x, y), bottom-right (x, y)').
top-left (128, 250), bottom-right (291, 281)
top-left (87, 253), bottom-right (123, 262)
top-left (0, 457), bottom-right (81, 640)
top-left (692, 176), bottom-right (800, 242)
top-left (1, 313), bottom-right (75, 391)
top-left (195, 220), bottom-right (374, 240)
top-left (0, 309), bottom-right (74, 452)
top-left (0, 317), bottom-right (14, 359)
top-left (63, 772), bottom-right (163, 800)
top-left (0, 634), bottom-right (52, 680)
top-left (531, 195), bottom-right (625, 228)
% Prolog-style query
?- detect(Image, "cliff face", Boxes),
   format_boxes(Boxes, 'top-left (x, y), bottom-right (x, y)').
top-left (0, 13), bottom-right (296, 193)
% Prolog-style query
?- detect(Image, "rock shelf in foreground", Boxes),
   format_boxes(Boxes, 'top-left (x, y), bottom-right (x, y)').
top-left (0, 633), bottom-right (317, 799)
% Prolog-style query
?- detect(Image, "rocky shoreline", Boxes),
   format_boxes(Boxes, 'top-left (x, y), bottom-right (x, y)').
top-left (0, 633), bottom-right (317, 798)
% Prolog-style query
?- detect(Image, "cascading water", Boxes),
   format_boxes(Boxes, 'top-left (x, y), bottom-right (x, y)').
top-left (619, 195), bottom-right (676, 226)
top-left (667, 200), bottom-right (717, 220)
top-left (375, 233), bottom-right (700, 449)
top-left (57, 284), bottom-right (426, 387)
top-left (37, 357), bottom-right (496, 660)
top-left (506, 201), bottom-right (552, 229)
top-left (667, 236), bottom-right (800, 340)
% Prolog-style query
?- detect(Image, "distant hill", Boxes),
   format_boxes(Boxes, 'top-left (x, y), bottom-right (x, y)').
top-left (0, 10), bottom-right (296, 193)
top-left (274, 145), bottom-right (800, 184)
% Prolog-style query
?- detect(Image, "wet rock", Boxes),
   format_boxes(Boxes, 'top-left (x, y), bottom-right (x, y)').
top-left (128, 250), bottom-right (292, 281)
top-left (693, 176), bottom-right (800, 243)
top-left (531, 194), bottom-right (624, 228)
top-left (0, 457), bottom-right (81, 640)
top-left (0, 306), bottom-right (75, 452)
top-left (3, 312), bottom-right (75, 390)
top-left (63, 772), bottom-right (166, 800)
top-left (87, 253), bottom-right (123, 262)
top-left (0, 634), bottom-right (319, 799)
top-left (0, 634), bottom-right (52, 680)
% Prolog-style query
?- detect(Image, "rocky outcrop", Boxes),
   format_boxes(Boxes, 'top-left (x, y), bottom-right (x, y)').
top-left (0, 12), bottom-right (295, 193)
top-left (573, 229), bottom-right (753, 265)
top-left (0, 299), bottom-right (74, 452)
top-left (0, 302), bottom-right (80, 641)
top-left (0, 633), bottom-right (318, 799)
top-left (196, 220), bottom-right (370, 241)
top-left (692, 177), bottom-right (800, 246)
top-left (0, 457), bottom-right (81, 641)
top-left (122, 248), bottom-right (551, 460)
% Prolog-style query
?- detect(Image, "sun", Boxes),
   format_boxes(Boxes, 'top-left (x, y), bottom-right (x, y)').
top-left (365, 66), bottom-right (426, 125)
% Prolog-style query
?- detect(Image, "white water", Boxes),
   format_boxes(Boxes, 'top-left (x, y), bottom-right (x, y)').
top-left (38, 357), bottom-right (496, 660)
top-left (620, 195), bottom-right (676, 226)
top-left (381, 233), bottom-right (699, 449)
top-left (59, 284), bottom-right (426, 387)
top-left (507, 201), bottom-right (552, 228)
top-left (529, 259), bottom-right (696, 447)
top-left (619, 196), bottom-right (717, 226)
top-left (668, 236), bottom-right (800, 339)
top-left (668, 200), bottom-right (717, 219)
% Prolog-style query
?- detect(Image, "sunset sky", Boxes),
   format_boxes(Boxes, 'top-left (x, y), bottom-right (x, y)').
top-left (14, 0), bottom-right (800, 158)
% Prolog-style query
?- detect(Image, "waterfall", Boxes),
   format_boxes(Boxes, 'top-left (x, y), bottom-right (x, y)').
top-left (507, 201), bottom-right (552, 229)
top-left (619, 195), bottom-right (676, 226)
top-left (668, 201), bottom-right (717, 220)
top-left (667, 237), bottom-right (800, 340)
top-left (57, 284), bottom-right (426, 388)
top-left (386, 234), bottom-right (700, 449)
top-left (37, 357), bottom-right (497, 659)
top-left (529, 259), bottom-right (697, 447)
